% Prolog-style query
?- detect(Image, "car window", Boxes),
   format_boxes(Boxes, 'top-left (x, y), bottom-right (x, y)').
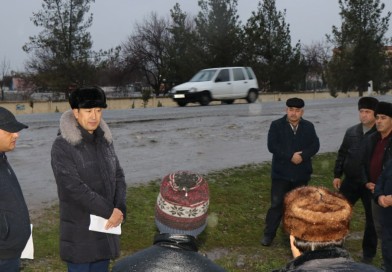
top-left (233, 68), bottom-right (245, 81)
top-left (245, 67), bottom-right (254, 80)
top-left (215, 69), bottom-right (230, 82)
top-left (190, 69), bottom-right (217, 82)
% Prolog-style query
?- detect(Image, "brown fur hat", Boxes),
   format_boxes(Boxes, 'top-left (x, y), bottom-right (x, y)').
top-left (283, 186), bottom-right (352, 242)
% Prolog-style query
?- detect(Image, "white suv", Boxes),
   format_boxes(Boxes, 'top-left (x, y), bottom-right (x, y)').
top-left (170, 67), bottom-right (259, 106)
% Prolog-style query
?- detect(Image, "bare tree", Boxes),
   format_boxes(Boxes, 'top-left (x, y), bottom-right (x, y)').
top-left (0, 57), bottom-right (11, 100)
top-left (122, 12), bottom-right (171, 95)
top-left (302, 41), bottom-right (332, 90)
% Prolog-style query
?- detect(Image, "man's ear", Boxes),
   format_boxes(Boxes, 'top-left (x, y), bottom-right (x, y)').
top-left (72, 109), bottom-right (79, 119)
top-left (290, 235), bottom-right (301, 258)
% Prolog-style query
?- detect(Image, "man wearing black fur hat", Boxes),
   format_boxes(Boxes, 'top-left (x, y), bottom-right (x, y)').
top-left (261, 97), bottom-right (320, 246)
top-left (362, 101), bottom-right (392, 270)
top-left (333, 96), bottom-right (378, 264)
top-left (362, 102), bottom-right (392, 232)
top-left (374, 150), bottom-right (392, 271)
top-left (51, 87), bottom-right (126, 272)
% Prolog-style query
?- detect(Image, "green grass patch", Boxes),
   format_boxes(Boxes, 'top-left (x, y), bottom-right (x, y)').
top-left (22, 152), bottom-right (383, 271)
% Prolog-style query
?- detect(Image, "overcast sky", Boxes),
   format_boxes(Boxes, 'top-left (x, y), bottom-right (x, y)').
top-left (1, 0), bottom-right (391, 72)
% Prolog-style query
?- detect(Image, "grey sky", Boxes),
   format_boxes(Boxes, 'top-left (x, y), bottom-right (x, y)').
top-left (1, 0), bottom-right (391, 72)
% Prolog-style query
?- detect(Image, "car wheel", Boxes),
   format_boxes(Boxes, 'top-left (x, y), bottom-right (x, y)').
top-left (246, 90), bottom-right (259, 103)
top-left (222, 99), bottom-right (235, 104)
top-left (199, 93), bottom-right (211, 106)
top-left (176, 101), bottom-right (188, 107)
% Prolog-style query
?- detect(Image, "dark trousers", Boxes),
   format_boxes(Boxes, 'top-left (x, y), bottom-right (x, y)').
top-left (0, 257), bottom-right (20, 272)
top-left (339, 179), bottom-right (378, 259)
top-left (67, 259), bottom-right (110, 272)
top-left (263, 179), bottom-right (308, 238)
top-left (382, 207), bottom-right (392, 272)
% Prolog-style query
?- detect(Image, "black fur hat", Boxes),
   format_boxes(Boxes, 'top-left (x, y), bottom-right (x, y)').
top-left (69, 87), bottom-right (107, 109)
top-left (375, 101), bottom-right (392, 118)
top-left (286, 97), bottom-right (304, 108)
top-left (358, 97), bottom-right (378, 111)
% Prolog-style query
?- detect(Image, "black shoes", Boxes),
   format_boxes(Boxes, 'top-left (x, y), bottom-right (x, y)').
top-left (260, 236), bottom-right (273, 246)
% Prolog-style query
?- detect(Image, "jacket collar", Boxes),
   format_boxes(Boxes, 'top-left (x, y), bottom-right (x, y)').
top-left (153, 233), bottom-right (198, 252)
top-left (283, 247), bottom-right (350, 270)
top-left (365, 124), bottom-right (377, 135)
top-left (59, 110), bottom-right (112, 146)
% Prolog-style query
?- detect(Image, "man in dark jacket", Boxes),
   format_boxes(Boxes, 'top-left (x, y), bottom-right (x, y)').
top-left (374, 110), bottom-right (392, 272)
top-left (0, 107), bottom-right (31, 272)
top-left (51, 87), bottom-right (126, 272)
top-left (273, 186), bottom-right (382, 272)
top-left (362, 102), bottom-right (392, 241)
top-left (261, 98), bottom-right (320, 246)
top-left (375, 157), bottom-right (392, 271)
top-left (374, 144), bottom-right (392, 272)
top-left (332, 96), bottom-right (378, 263)
top-left (112, 171), bottom-right (226, 272)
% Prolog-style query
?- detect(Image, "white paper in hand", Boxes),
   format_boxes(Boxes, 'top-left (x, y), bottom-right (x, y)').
top-left (89, 215), bottom-right (121, 235)
top-left (21, 224), bottom-right (34, 259)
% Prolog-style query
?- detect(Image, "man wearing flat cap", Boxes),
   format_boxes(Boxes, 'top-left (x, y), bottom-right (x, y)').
top-left (261, 97), bottom-right (319, 246)
top-left (273, 186), bottom-right (382, 271)
top-left (0, 107), bottom-right (31, 271)
top-left (51, 87), bottom-right (126, 272)
top-left (332, 96), bottom-right (378, 264)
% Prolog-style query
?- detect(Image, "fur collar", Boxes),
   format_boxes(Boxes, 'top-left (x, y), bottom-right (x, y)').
top-left (59, 110), bottom-right (113, 146)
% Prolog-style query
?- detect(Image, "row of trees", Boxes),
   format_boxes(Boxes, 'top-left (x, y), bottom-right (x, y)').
top-left (12, 0), bottom-right (392, 97)
top-left (327, 0), bottom-right (392, 96)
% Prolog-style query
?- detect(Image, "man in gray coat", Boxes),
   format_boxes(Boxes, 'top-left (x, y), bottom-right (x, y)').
top-left (51, 87), bottom-right (126, 272)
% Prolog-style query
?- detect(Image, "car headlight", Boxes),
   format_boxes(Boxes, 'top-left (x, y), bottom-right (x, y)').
top-left (189, 87), bottom-right (198, 93)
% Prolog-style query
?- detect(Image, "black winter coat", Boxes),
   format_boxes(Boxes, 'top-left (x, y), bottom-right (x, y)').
top-left (362, 131), bottom-right (392, 184)
top-left (51, 110), bottom-right (126, 263)
top-left (374, 159), bottom-right (392, 224)
top-left (334, 123), bottom-right (376, 180)
top-left (268, 115), bottom-right (320, 182)
top-left (375, 159), bottom-right (392, 198)
top-left (112, 234), bottom-right (227, 272)
top-left (273, 247), bottom-right (382, 271)
top-left (0, 153), bottom-right (31, 259)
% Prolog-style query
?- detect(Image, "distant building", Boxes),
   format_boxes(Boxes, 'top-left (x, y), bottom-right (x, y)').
top-left (11, 77), bottom-right (25, 91)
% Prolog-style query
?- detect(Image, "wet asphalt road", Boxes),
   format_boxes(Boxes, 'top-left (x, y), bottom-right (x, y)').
top-left (7, 95), bottom-right (392, 216)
